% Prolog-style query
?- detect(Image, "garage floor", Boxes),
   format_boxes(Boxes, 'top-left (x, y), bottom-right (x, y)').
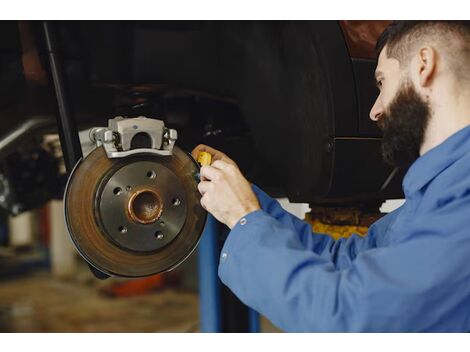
top-left (0, 271), bottom-right (279, 332)
top-left (0, 271), bottom-right (201, 332)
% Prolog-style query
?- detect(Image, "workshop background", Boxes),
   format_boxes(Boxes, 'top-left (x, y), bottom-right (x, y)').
top-left (0, 195), bottom-right (314, 332)
top-left (0, 20), bottom-right (404, 332)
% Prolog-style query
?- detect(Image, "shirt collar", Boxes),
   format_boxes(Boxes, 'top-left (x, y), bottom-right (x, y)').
top-left (403, 124), bottom-right (470, 197)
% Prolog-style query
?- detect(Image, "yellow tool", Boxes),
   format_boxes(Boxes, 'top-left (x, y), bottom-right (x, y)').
top-left (197, 151), bottom-right (212, 166)
top-left (195, 152), bottom-right (212, 182)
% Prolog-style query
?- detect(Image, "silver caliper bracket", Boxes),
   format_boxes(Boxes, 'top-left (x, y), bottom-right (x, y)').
top-left (89, 116), bottom-right (178, 159)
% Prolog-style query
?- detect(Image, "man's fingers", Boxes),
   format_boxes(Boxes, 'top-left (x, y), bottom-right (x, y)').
top-left (197, 181), bottom-right (212, 195)
top-left (200, 193), bottom-right (214, 212)
top-left (200, 165), bottom-right (222, 182)
top-left (200, 194), bottom-right (208, 210)
top-left (199, 160), bottom-right (241, 188)
top-left (191, 144), bottom-right (208, 159)
top-left (191, 144), bottom-right (225, 160)
top-left (191, 144), bottom-right (236, 165)
top-left (211, 159), bottom-right (231, 171)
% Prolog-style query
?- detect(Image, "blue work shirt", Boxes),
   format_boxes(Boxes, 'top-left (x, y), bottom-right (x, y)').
top-left (218, 125), bottom-right (470, 332)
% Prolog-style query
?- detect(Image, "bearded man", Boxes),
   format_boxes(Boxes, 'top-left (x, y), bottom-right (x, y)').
top-left (192, 21), bottom-right (470, 332)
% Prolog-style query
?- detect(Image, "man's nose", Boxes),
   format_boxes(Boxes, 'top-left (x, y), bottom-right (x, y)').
top-left (369, 99), bottom-right (384, 122)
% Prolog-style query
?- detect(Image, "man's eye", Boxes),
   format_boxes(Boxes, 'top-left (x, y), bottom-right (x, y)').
top-left (377, 79), bottom-right (383, 89)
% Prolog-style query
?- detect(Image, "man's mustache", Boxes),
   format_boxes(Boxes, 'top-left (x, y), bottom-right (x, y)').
top-left (377, 115), bottom-right (386, 131)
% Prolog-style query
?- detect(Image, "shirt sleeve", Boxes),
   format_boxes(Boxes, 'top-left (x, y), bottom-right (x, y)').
top-left (251, 184), bottom-right (380, 267)
top-left (218, 196), bottom-right (470, 332)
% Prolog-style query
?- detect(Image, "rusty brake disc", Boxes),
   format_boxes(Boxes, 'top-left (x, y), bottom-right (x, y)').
top-left (64, 145), bottom-right (206, 277)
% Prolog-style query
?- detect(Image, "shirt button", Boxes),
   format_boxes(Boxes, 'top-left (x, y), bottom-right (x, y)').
top-left (240, 218), bottom-right (247, 225)
top-left (221, 252), bottom-right (228, 261)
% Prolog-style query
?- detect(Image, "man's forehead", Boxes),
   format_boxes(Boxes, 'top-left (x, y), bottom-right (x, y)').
top-left (375, 49), bottom-right (387, 74)
top-left (375, 48), bottom-right (399, 78)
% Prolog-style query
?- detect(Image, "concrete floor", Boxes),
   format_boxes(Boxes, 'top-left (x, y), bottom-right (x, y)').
top-left (0, 271), bottom-right (200, 332)
top-left (0, 270), bottom-right (280, 332)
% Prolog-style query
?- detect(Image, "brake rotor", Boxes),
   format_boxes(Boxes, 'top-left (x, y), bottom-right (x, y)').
top-left (64, 145), bottom-right (206, 277)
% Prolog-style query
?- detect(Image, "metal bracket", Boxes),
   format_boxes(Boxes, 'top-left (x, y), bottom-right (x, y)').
top-left (89, 116), bottom-right (178, 159)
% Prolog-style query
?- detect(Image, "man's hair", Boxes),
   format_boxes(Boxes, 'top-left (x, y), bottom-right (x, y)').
top-left (376, 21), bottom-right (470, 80)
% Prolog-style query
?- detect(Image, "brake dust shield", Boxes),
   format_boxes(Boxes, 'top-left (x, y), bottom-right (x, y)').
top-left (64, 146), bottom-right (206, 277)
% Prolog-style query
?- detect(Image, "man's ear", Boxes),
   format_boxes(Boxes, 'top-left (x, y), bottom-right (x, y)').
top-left (418, 46), bottom-right (437, 87)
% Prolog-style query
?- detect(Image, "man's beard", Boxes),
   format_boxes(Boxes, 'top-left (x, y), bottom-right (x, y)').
top-left (378, 80), bottom-right (431, 168)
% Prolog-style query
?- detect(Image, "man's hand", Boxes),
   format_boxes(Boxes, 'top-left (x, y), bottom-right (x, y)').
top-left (192, 144), bottom-right (261, 229)
top-left (191, 144), bottom-right (237, 167)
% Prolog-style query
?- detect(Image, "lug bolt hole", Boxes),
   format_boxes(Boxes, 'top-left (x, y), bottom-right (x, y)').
top-left (118, 225), bottom-right (127, 234)
top-left (147, 170), bottom-right (156, 179)
top-left (155, 231), bottom-right (164, 240)
top-left (113, 187), bottom-right (122, 196)
top-left (172, 197), bottom-right (181, 207)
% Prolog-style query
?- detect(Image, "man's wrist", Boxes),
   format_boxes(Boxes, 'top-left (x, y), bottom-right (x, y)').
top-left (227, 205), bottom-right (261, 229)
